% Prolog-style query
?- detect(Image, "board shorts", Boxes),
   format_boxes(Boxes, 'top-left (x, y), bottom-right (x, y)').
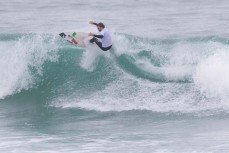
top-left (90, 37), bottom-right (112, 51)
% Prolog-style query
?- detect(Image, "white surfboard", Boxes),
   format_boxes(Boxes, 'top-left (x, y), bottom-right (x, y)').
top-left (59, 32), bottom-right (93, 47)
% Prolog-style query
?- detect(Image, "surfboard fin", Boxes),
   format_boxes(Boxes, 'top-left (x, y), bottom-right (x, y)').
top-left (59, 33), bottom-right (66, 38)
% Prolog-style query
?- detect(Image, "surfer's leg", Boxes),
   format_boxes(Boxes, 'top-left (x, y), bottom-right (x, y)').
top-left (94, 41), bottom-right (103, 50)
top-left (89, 37), bottom-right (98, 43)
top-left (90, 37), bottom-right (111, 51)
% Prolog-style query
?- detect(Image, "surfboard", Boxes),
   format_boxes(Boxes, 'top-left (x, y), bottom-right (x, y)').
top-left (59, 32), bottom-right (93, 47)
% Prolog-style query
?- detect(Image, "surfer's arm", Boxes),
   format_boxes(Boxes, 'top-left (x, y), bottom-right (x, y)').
top-left (93, 34), bottom-right (103, 39)
top-left (89, 21), bottom-right (98, 26)
top-left (88, 32), bottom-right (103, 39)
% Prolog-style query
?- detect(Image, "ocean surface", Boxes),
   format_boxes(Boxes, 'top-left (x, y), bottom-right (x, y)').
top-left (1, 0), bottom-right (229, 152)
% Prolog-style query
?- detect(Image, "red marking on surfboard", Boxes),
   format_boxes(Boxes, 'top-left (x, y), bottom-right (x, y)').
top-left (72, 38), bottom-right (78, 45)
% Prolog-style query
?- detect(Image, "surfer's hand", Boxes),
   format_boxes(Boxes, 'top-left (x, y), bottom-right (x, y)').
top-left (88, 32), bottom-right (94, 36)
top-left (89, 21), bottom-right (94, 24)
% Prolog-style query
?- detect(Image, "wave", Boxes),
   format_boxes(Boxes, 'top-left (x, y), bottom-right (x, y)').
top-left (1, 33), bottom-right (229, 113)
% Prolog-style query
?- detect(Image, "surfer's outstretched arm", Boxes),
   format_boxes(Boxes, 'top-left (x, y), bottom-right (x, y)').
top-left (89, 20), bottom-right (98, 26)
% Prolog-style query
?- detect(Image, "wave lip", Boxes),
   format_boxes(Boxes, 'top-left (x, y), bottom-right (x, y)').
top-left (0, 33), bottom-right (59, 99)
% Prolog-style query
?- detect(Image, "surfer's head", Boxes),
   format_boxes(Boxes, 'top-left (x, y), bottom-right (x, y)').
top-left (97, 22), bottom-right (105, 32)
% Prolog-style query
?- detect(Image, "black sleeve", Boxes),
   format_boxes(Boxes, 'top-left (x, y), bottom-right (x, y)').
top-left (92, 23), bottom-right (98, 26)
top-left (93, 34), bottom-right (104, 39)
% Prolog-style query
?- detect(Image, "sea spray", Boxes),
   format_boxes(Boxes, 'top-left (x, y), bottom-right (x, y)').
top-left (0, 34), bottom-right (59, 99)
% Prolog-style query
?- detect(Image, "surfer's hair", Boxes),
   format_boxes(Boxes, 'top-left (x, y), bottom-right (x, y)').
top-left (97, 22), bottom-right (105, 28)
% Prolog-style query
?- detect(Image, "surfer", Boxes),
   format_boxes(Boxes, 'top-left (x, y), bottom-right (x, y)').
top-left (88, 21), bottom-right (112, 51)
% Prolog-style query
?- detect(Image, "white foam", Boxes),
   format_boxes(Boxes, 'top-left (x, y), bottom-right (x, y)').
top-left (112, 34), bottom-right (135, 55)
top-left (80, 44), bottom-right (102, 72)
top-left (0, 41), bottom-right (32, 98)
top-left (0, 34), bottom-right (59, 99)
top-left (53, 70), bottom-right (223, 113)
top-left (194, 51), bottom-right (229, 100)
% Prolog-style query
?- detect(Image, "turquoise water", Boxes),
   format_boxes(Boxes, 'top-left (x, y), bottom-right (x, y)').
top-left (2, 0), bottom-right (229, 152)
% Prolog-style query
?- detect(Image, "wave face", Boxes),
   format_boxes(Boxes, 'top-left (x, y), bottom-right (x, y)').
top-left (1, 33), bottom-right (229, 114)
